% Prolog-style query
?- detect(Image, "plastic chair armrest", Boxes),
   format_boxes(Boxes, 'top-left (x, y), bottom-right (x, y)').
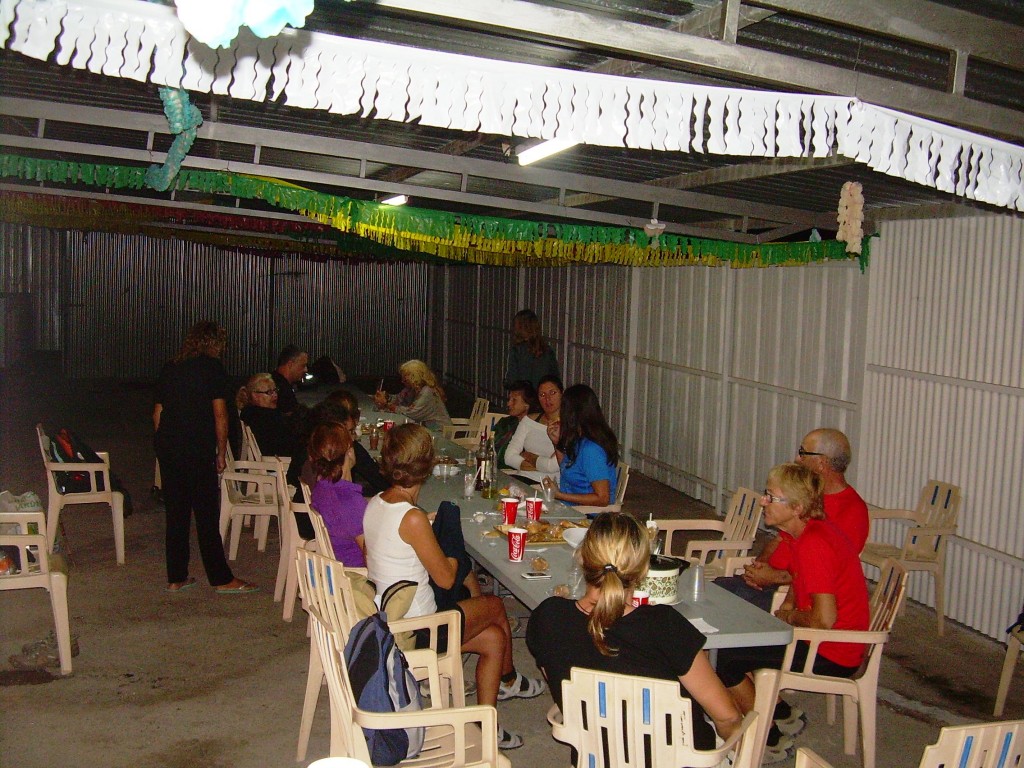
top-left (44, 460), bottom-right (110, 473)
top-left (573, 504), bottom-right (622, 515)
top-left (389, 609), bottom-right (463, 650)
top-left (402, 648), bottom-right (443, 703)
top-left (657, 518), bottom-right (727, 533)
top-left (685, 538), bottom-right (754, 562)
top-left (231, 460), bottom-right (282, 473)
top-left (783, 627), bottom-right (889, 673)
top-left (867, 506), bottom-right (918, 522)
top-left (354, 701), bottom-right (498, 736)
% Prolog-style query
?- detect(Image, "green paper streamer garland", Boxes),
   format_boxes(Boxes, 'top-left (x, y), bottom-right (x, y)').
top-left (0, 153), bottom-right (869, 270)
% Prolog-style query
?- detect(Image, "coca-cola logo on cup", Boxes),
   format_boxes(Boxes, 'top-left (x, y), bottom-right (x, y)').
top-left (508, 527), bottom-right (528, 562)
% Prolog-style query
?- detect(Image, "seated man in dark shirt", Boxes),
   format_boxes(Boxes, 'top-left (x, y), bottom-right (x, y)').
top-left (271, 344), bottom-right (308, 418)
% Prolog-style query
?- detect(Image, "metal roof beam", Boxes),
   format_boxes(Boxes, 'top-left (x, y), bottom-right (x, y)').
top-left (369, 0), bottom-right (1024, 142)
top-left (748, 0), bottom-right (1024, 72)
top-left (0, 134), bottom-right (764, 243)
top-left (1, 98), bottom-right (820, 227)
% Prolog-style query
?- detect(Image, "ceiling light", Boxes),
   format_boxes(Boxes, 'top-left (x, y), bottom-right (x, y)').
top-left (380, 194), bottom-right (408, 206)
top-left (517, 138), bottom-right (579, 166)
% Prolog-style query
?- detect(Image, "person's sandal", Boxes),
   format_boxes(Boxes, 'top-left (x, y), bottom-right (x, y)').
top-left (497, 726), bottom-right (523, 750)
top-left (216, 579), bottom-right (259, 594)
top-left (774, 700), bottom-right (808, 736)
top-left (497, 670), bottom-right (546, 701)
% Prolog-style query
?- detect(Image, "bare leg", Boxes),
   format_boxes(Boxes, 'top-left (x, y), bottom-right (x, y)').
top-left (458, 594), bottom-right (514, 706)
top-left (728, 674), bottom-right (757, 714)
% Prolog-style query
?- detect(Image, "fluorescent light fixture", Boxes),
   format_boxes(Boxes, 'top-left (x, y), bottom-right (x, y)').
top-left (517, 138), bottom-right (579, 166)
top-left (380, 194), bottom-right (408, 206)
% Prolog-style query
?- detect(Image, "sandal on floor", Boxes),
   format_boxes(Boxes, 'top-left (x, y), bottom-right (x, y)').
top-left (216, 579), bottom-right (259, 594)
top-left (166, 578), bottom-right (197, 593)
top-left (761, 743), bottom-right (794, 765)
top-left (497, 669), bottom-right (546, 701)
top-left (497, 726), bottom-right (523, 750)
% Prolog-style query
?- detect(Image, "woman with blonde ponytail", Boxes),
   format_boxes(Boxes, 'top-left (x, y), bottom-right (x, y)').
top-left (526, 512), bottom-right (742, 750)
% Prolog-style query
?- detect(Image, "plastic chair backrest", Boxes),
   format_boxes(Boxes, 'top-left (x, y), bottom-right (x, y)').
top-left (615, 462), bottom-right (630, 505)
top-left (918, 719), bottom-right (1024, 768)
top-left (303, 481), bottom-right (337, 560)
top-left (309, 608), bottom-right (369, 762)
top-left (469, 398), bottom-right (489, 430)
top-left (554, 667), bottom-right (758, 768)
top-left (724, 487), bottom-right (763, 541)
top-left (906, 481), bottom-right (961, 561)
top-left (242, 423), bottom-right (261, 461)
top-left (868, 559), bottom-right (908, 633)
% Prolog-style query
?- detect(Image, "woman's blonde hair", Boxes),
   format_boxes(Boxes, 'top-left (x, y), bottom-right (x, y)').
top-left (174, 321), bottom-right (226, 363)
top-left (379, 422), bottom-right (435, 488)
top-left (236, 372), bottom-right (274, 410)
top-left (767, 462), bottom-right (825, 520)
top-left (399, 359), bottom-right (446, 402)
top-left (578, 512), bottom-right (650, 656)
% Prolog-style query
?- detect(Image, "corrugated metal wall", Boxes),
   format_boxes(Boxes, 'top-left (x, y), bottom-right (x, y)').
top-left (3, 228), bottom-right (432, 381)
top-left (630, 262), bottom-right (868, 509)
top-left (1, 224), bottom-right (62, 351)
top-left (861, 215), bottom-right (1024, 638)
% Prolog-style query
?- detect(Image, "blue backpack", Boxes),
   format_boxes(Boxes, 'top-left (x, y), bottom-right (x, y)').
top-left (344, 613), bottom-right (425, 766)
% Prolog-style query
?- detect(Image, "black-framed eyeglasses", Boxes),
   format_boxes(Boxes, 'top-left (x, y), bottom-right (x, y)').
top-left (253, 388), bottom-right (278, 395)
top-left (762, 489), bottom-right (787, 504)
top-left (797, 447), bottom-right (825, 457)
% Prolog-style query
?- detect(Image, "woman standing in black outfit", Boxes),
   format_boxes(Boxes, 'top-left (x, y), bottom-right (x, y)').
top-left (153, 322), bottom-right (256, 593)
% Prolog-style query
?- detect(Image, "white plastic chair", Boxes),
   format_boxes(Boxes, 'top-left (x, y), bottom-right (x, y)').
top-left (918, 719), bottom-right (1024, 768)
top-left (994, 625), bottom-right (1023, 717)
top-left (218, 454), bottom-right (289, 560)
top-left (298, 549), bottom-right (504, 767)
top-left (443, 397), bottom-right (490, 441)
top-left (0, 491), bottom-right (73, 675)
top-left (548, 667), bottom-right (760, 768)
top-left (772, 559), bottom-right (908, 768)
top-left (573, 461), bottom-right (630, 515)
top-left (36, 424), bottom-right (125, 564)
top-left (277, 494), bottom-right (315, 621)
top-left (861, 480), bottom-right (960, 635)
top-left (653, 486), bottom-right (761, 578)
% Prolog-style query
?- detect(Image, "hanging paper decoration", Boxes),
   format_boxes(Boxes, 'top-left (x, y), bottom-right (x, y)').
top-left (145, 88), bottom-right (203, 192)
top-left (0, 154), bottom-right (870, 270)
top-left (836, 181), bottom-right (865, 255)
top-left (173, 0), bottom-right (315, 49)
top-left (3, 0), bottom-right (1021, 214)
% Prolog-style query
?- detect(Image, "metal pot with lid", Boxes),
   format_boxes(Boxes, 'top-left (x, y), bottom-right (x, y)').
top-left (637, 555), bottom-right (689, 605)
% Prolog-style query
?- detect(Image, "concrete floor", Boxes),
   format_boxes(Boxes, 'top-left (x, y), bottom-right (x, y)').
top-left (1, 355), bottom-right (1021, 768)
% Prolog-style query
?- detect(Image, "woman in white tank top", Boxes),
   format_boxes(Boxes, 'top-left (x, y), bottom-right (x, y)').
top-left (363, 423), bottom-right (545, 751)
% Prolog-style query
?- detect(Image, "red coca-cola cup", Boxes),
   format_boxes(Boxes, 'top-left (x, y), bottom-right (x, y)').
top-left (382, 420), bottom-right (396, 431)
top-left (525, 497), bottom-right (543, 522)
top-left (507, 527), bottom-right (528, 562)
top-left (501, 497), bottom-right (519, 525)
top-left (630, 590), bottom-right (649, 607)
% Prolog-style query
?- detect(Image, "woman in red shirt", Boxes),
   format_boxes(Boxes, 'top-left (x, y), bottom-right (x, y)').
top-left (716, 462), bottom-right (869, 759)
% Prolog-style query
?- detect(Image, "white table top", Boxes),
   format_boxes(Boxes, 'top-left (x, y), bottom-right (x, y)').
top-left (354, 391), bottom-right (792, 650)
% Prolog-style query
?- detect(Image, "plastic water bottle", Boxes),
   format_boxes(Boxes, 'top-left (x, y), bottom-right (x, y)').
top-left (691, 563), bottom-right (704, 602)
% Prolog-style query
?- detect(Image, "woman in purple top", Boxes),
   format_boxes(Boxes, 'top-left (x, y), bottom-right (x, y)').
top-left (308, 422), bottom-right (368, 567)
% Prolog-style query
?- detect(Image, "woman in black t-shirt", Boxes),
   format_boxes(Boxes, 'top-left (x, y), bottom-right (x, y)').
top-left (526, 513), bottom-right (742, 750)
top-left (154, 322), bottom-right (256, 594)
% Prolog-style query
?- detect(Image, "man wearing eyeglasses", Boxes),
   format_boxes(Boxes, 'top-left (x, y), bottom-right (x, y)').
top-left (742, 428), bottom-right (869, 591)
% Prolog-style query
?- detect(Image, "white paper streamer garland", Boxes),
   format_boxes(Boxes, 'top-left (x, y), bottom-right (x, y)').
top-left (2, 0), bottom-right (1022, 213)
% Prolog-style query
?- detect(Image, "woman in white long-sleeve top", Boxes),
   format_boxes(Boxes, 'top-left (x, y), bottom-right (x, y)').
top-left (504, 374), bottom-right (562, 483)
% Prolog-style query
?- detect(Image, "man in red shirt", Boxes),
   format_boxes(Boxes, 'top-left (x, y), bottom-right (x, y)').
top-left (743, 427), bottom-right (869, 590)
